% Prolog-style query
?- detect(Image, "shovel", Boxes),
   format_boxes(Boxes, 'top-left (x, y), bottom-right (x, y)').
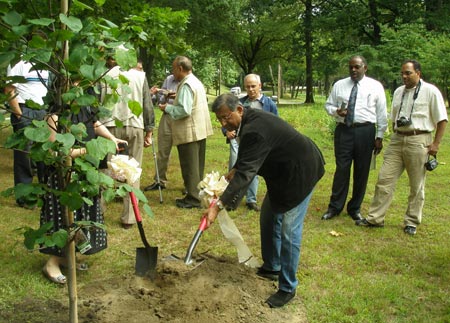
top-left (184, 216), bottom-right (208, 265)
top-left (130, 191), bottom-right (158, 277)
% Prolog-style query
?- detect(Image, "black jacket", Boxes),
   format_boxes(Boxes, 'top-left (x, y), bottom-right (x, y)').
top-left (220, 109), bottom-right (325, 213)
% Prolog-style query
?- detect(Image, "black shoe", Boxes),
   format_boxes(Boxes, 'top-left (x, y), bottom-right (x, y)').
top-left (144, 182), bottom-right (165, 191)
top-left (246, 202), bottom-right (260, 211)
top-left (349, 212), bottom-right (363, 221)
top-left (175, 198), bottom-right (200, 209)
top-left (404, 225), bottom-right (416, 235)
top-left (321, 211), bottom-right (338, 220)
top-left (256, 267), bottom-right (280, 281)
top-left (266, 289), bottom-right (296, 308)
top-left (355, 218), bottom-right (384, 227)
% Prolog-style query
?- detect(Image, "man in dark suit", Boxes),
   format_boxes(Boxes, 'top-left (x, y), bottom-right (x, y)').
top-left (203, 93), bottom-right (325, 308)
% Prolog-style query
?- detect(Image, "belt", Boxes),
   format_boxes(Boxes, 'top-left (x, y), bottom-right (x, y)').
top-left (340, 122), bottom-right (373, 128)
top-left (395, 130), bottom-right (430, 136)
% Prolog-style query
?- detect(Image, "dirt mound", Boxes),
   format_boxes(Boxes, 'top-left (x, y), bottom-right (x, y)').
top-left (2, 255), bottom-right (307, 323)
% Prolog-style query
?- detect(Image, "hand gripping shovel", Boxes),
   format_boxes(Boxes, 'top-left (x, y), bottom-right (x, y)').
top-left (130, 191), bottom-right (158, 277)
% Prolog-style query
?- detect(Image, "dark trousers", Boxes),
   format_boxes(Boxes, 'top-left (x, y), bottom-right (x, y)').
top-left (328, 123), bottom-right (375, 215)
top-left (177, 139), bottom-right (206, 205)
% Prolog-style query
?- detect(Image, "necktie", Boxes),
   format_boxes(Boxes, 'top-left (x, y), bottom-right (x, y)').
top-left (345, 82), bottom-right (358, 126)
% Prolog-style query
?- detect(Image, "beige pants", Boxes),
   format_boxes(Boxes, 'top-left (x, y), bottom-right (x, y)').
top-left (107, 126), bottom-right (144, 224)
top-left (367, 132), bottom-right (432, 227)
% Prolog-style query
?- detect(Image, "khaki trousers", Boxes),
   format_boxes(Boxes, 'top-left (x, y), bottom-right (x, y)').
top-left (367, 132), bottom-right (432, 227)
top-left (108, 126), bottom-right (144, 224)
top-left (154, 113), bottom-right (173, 184)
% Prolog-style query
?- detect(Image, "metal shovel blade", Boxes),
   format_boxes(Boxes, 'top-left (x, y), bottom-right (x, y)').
top-left (184, 217), bottom-right (208, 265)
top-left (135, 245), bottom-right (158, 277)
top-left (130, 192), bottom-right (158, 277)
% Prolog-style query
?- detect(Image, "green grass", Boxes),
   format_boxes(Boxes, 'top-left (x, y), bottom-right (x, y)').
top-left (0, 94), bottom-right (449, 323)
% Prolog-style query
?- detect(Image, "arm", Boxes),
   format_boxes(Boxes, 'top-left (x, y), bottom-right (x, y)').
top-left (4, 84), bottom-right (22, 118)
top-left (93, 121), bottom-right (127, 151)
top-left (162, 84), bottom-right (193, 120)
top-left (428, 120), bottom-right (447, 156)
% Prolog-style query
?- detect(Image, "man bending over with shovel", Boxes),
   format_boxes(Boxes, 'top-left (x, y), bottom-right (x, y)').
top-left (203, 94), bottom-right (325, 308)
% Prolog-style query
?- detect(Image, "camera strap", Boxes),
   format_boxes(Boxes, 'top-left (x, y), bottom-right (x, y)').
top-left (398, 80), bottom-right (422, 121)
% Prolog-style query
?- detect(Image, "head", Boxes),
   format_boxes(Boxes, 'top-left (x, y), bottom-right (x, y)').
top-left (348, 56), bottom-right (367, 82)
top-left (211, 93), bottom-right (245, 132)
top-left (244, 74), bottom-right (262, 100)
top-left (401, 60), bottom-right (421, 89)
top-left (135, 60), bottom-right (143, 71)
top-left (172, 56), bottom-right (192, 81)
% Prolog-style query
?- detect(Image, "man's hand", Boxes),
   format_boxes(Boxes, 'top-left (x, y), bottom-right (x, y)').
top-left (158, 103), bottom-right (167, 112)
top-left (374, 137), bottom-right (383, 155)
top-left (225, 168), bottom-right (236, 182)
top-left (202, 204), bottom-right (220, 230)
top-left (144, 131), bottom-right (153, 147)
top-left (226, 130), bottom-right (236, 140)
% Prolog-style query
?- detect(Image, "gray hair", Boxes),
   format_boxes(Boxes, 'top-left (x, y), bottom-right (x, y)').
top-left (211, 93), bottom-right (241, 113)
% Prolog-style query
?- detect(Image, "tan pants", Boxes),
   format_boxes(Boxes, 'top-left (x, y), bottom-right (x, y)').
top-left (367, 132), bottom-right (432, 227)
top-left (108, 126), bottom-right (144, 224)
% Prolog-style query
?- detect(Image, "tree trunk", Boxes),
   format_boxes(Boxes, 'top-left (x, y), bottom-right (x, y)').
top-left (304, 0), bottom-right (314, 104)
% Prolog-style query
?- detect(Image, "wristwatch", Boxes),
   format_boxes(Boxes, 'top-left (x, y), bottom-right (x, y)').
top-left (216, 200), bottom-right (225, 210)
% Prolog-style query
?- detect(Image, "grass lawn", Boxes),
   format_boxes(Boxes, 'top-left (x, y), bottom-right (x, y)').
top-left (0, 93), bottom-right (449, 323)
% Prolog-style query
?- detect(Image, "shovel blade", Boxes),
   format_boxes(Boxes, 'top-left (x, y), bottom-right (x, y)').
top-left (135, 246), bottom-right (158, 277)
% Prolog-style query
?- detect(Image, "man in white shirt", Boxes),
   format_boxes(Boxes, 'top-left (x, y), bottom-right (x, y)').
top-left (356, 59), bottom-right (447, 235)
top-left (5, 60), bottom-right (49, 208)
top-left (322, 55), bottom-right (387, 222)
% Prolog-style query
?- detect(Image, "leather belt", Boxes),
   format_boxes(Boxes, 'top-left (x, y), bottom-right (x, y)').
top-left (340, 122), bottom-right (373, 128)
top-left (395, 130), bottom-right (430, 136)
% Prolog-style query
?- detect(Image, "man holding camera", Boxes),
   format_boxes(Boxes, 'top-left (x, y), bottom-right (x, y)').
top-left (322, 55), bottom-right (387, 222)
top-left (356, 60), bottom-right (447, 235)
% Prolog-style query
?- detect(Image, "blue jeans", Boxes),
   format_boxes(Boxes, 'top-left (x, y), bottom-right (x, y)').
top-left (229, 138), bottom-right (258, 203)
top-left (260, 191), bottom-right (313, 292)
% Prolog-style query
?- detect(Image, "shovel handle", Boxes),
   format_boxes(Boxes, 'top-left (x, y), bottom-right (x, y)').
top-left (130, 192), bottom-right (142, 222)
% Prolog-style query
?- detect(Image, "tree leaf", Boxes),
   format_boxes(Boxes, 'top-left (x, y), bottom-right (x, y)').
top-left (52, 230), bottom-right (68, 248)
top-left (27, 18), bottom-right (55, 26)
top-left (59, 13), bottom-right (83, 32)
top-left (128, 100), bottom-right (142, 117)
top-left (2, 10), bottom-right (22, 26)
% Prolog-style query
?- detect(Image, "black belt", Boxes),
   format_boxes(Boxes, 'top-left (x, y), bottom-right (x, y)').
top-left (339, 122), bottom-right (373, 128)
top-left (395, 130), bottom-right (430, 136)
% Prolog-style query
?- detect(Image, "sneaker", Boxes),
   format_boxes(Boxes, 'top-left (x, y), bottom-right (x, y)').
top-left (266, 289), bottom-right (296, 308)
top-left (256, 267), bottom-right (280, 281)
top-left (404, 225), bottom-right (416, 235)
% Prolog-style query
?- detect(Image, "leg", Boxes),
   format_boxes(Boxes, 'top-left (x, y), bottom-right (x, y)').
top-left (367, 135), bottom-right (404, 225)
top-left (155, 114), bottom-right (172, 184)
top-left (328, 125), bottom-right (353, 213)
top-left (259, 194), bottom-right (282, 272)
top-left (177, 140), bottom-right (203, 206)
top-left (403, 134), bottom-right (431, 227)
top-left (111, 127), bottom-right (144, 225)
top-left (246, 175), bottom-right (259, 204)
top-left (347, 125), bottom-right (375, 215)
top-left (278, 191), bottom-right (313, 293)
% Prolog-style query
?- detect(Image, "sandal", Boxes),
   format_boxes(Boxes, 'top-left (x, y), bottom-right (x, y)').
top-left (42, 266), bottom-right (67, 285)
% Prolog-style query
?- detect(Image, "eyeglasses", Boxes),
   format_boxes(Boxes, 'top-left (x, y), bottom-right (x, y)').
top-left (400, 71), bottom-right (415, 76)
top-left (216, 112), bottom-right (233, 123)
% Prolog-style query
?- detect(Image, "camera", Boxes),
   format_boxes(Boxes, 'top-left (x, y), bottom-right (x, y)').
top-left (424, 154), bottom-right (438, 171)
top-left (396, 116), bottom-right (412, 128)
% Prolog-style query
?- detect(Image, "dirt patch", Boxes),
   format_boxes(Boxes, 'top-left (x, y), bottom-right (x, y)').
top-left (1, 255), bottom-right (307, 323)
